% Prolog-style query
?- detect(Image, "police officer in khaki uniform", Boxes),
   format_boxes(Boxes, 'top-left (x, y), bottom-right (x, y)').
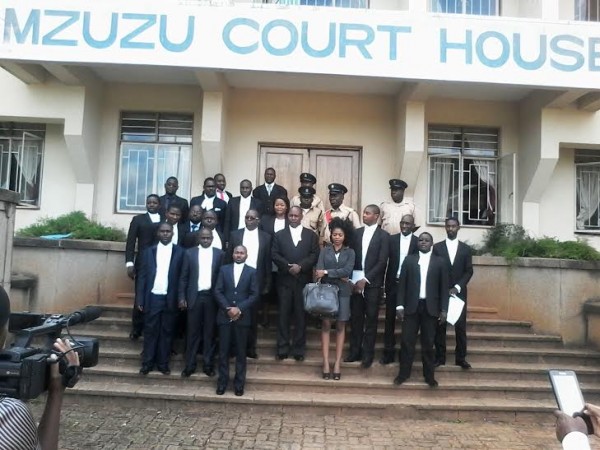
top-left (379, 179), bottom-right (416, 236)
top-left (322, 183), bottom-right (361, 245)
top-left (297, 186), bottom-right (324, 237)
top-left (290, 173), bottom-right (324, 212)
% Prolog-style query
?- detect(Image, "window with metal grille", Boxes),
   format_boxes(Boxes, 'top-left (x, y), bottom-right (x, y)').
top-left (428, 126), bottom-right (499, 226)
top-left (261, 0), bottom-right (368, 7)
top-left (0, 122), bottom-right (45, 207)
top-left (431, 0), bottom-right (499, 15)
top-left (575, 150), bottom-right (600, 231)
top-left (575, 0), bottom-right (600, 21)
top-left (117, 112), bottom-right (193, 213)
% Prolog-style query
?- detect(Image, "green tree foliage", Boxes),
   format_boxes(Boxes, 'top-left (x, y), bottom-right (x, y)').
top-left (17, 211), bottom-right (126, 242)
top-left (475, 223), bottom-right (600, 261)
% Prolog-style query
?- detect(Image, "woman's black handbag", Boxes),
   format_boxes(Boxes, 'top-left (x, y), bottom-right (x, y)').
top-left (303, 281), bottom-right (339, 317)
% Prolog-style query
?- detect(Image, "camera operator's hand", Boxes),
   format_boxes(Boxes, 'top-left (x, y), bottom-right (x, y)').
top-left (585, 403), bottom-right (600, 437)
top-left (49, 338), bottom-right (80, 393)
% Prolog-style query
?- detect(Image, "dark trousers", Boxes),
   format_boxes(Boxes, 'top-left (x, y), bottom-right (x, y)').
top-left (276, 279), bottom-right (306, 357)
top-left (382, 285), bottom-right (399, 359)
top-left (435, 301), bottom-right (467, 363)
top-left (142, 294), bottom-right (176, 370)
top-left (247, 300), bottom-right (260, 354)
top-left (184, 291), bottom-right (216, 370)
top-left (349, 287), bottom-right (381, 363)
top-left (398, 301), bottom-right (438, 381)
top-left (218, 322), bottom-right (249, 390)
top-left (132, 271), bottom-right (144, 335)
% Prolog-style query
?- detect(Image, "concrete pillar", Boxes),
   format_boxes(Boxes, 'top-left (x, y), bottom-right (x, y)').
top-left (407, 0), bottom-right (427, 13)
top-left (200, 90), bottom-right (229, 178)
top-left (0, 189), bottom-right (19, 294)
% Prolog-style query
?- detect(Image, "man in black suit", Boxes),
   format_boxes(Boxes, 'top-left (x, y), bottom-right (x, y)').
top-left (434, 217), bottom-right (474, 369)
top-left (214, 245), bottom-right (259, 396)
top-left (136, 222), bottom-right (185, 375)
top-left (164, 205), bottom-right (187, 246)
top-left (190, 177), bottom-right (228, 235)
top-left (201, 210), bottom-right (225, 250)
top-left (272, 206), bottom-right (319, 360)
top-left (158, 176), bottom-right (189, 221)
top-left (178, 227), bottom-right (224, 377)
top-left (381, 214), bottom-right (418, 365)
top-left (394, 232), bottom-right (449, 387)
top-left (228, 209), bottom-right (271, 358)
top-left (125, 194), bottom-right (162, 340)
top-left (181, 204), bottom-right (203, 248)
top-left (226, 179), bottom-right (264, 237)
top-left (253, 167), bottom-right (288, 216)
top-left (346, 205), bottom-right (389, 368)
top-left (214, 173), bottom-right (233, 204)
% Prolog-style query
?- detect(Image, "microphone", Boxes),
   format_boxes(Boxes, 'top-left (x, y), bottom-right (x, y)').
top-left (65, 306), bottom-right (103, 327)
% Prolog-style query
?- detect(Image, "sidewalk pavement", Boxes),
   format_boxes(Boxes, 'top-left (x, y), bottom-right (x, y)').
top-left (31, 401), bottom-right (566, 449)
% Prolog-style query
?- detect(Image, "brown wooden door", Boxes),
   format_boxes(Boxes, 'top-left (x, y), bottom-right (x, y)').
top-left (258, 145), bottom-right (361, 211)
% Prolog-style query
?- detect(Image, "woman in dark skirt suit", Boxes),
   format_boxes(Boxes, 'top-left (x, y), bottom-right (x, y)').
top-left (315, 218), bottom-right (355, 380)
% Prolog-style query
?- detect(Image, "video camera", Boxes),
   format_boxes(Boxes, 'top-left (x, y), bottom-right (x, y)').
top-left (0, 306), bottom-right (102, 400)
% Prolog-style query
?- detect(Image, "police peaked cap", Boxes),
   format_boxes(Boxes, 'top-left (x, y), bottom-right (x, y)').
top-left (389, 179), bottom-right (408, 190)
top-left (300, 173), bottom-right (317, 184)
top-left (328, 183), bottom-right (348, 194)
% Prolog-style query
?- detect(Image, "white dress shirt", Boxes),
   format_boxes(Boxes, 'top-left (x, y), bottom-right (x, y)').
top-left (201, 196), bottom-right (215, 211)
top-left (171, 224), bottom-right (179, 245)
top-left (233, 262), bottom-right (244, 288)
top-left (418, 250), bottom-right (432, 299)
top-left (274, 218), bottom-right (286, 233)
top-left (189, 222), bottom-right (200, 233)
top-left (151, 242), bottom-right (173, 295)
top-left (148, 212), bottom-right (161, 223)
top-left (238, 196), bottom-right (252, 230)
top-left (289, 225), bottom-right (303, 247)
top-left (197, 246), bottom-right (213, 291)
top-left (361, 224), bottom-right (378, 270)
top-left (397, 233), bottom-right (413, 278)
top-left (217, 189), bottom-right (230, 203)
top-left (211, 229), bottom-right (222, 250)
top-left (265, 182), bottom-right (274, 195)
top-left (562, 432), bottom-right (591, 450)
top-left (242, 228), bottom-right (260, 269)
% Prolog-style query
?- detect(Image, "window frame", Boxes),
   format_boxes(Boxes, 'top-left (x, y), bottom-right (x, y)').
top-left (427, 125), bottom-right (500, 227)
top-left (574, 150), bottom-right (600, 233)
top-left (0, 122), bottom-right (46, 208)
top-left (116, 111), bottom-right (193, 214)
top-left (430, 0), bottom-right (500, 15)
top-left (575, 0), bottom-right (600, 21)
top-left (261, 0), bottom-right (369, 7)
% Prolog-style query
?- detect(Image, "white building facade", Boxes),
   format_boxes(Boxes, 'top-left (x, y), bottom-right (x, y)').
top-left (1, 0), bottom-right (600, 246)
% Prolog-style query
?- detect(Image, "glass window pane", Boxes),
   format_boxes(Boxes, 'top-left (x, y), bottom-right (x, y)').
top-left (429, 156), bottom-right (460, 223)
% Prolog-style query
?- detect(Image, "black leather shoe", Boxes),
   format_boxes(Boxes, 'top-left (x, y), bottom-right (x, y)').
top-left (216, 386), bottom-right (226, 395)
top-left (129, 332), bottom-right (141, 341)
top-left (294, 355), bottom-right (305, 362)
top-left (393, 375), bottom-right (408, 385)
top-left (426, 378), bottom-right (439, 388)
top-left (203, 367), bottom-right (216, 377)
top-left (361, 360), bottom-right (373, 369)
top-left (139, 366), bottom-right (151, 375)
top-left (344, 354), bottom-right (361, 363)
top-left (181, 367), bottom-right (195, 378)
top-left (247, 351), bottom-right (259, 359)
top-left (234, 387), bottom-right (244, 396)
top-left (379, 355), bottom-right (394, 365)
top-left (158, 367), bottom-right (171, 375)
top-left (434, 360), bottom-right (445, 368)
top-left (276, 354), bottom-right (288, 360)
top-left (455, 360), bottom-right (472, 369)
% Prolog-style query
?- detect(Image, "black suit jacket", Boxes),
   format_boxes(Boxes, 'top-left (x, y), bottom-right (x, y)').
top-left (385, 233), bottom-right (418, 293)
top-left (125, 213), bottom-right (160, 267)
top-left (260, 215), bottom-right (289, 236)
top-left (272, 226), bottom-right (319, 286)
top-left (171, 222), bottom-right (187, 246)
top-left (214, 264), bottom-right (259, 326)
top-left (352, 226), bottom-right (390, 288)
top-left (225, 196), bottom-right (265, 238)
top-left (433, 240), bottom-right (474, 301)
top-left (252, 184), bottom-right (288, 216)
top-left (180, 221), bottom-right (201, 248)
top-left (178, 247), bottom-right (223, 309)
top-left (135, 244), bottom-right (185, 311)
top-left (158, 194), bottom-right (189, 222)
top-left (189, 195), bottom-right (228, 234)
top-left (227, 228), bottom-right (272, 292)
top-left (396, 253), bottom-right (449, 317)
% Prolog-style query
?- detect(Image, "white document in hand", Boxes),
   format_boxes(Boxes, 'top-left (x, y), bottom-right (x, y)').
top-left (446, 294), bottom-right (465, 326)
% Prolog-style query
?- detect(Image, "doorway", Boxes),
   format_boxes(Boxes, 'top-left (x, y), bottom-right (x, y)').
top-left (258, 144), bottom-right (362, 211)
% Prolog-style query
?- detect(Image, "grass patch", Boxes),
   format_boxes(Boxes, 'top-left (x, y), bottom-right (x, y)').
top-left (475, 223), bottom-right (600, 261)
top-left (17, 211), bottom-right (126, 242)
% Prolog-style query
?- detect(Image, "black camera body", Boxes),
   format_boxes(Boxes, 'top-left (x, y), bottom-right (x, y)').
top-left (0, 306), bottom-right (101, 400)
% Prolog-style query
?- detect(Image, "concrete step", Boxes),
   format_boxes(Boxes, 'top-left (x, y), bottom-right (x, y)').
top-left (95, 348), bottom-right (600, 383)
top-left (81, 363), bottom-right (600, 403)
top-left (67, 379), bottom-right (555, 423)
